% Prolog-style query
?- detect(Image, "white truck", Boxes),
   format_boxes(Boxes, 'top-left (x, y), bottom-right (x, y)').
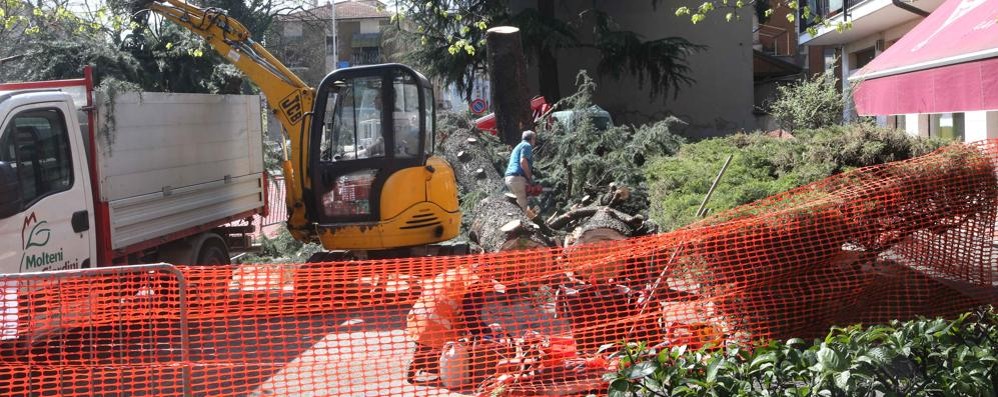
top-left (0, 67), bottom-right (266, 274)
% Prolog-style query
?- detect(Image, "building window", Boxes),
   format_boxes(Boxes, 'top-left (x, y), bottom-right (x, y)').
top-left (823, 48), bottom-right (837, 71)
top-left (359, 19), bottom-right (381, 34)
top-left (888, 115), bottom-right (905, 131)
top-left (853, 47), bottom-right (876, 69)
top-left (930, 113), bottom-right (965, 141)
top-left (800, 0), bottom-right (844, 32)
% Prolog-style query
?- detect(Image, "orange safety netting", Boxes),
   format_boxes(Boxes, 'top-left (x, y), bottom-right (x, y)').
top-left (2, 140), bottom-right (998, 397)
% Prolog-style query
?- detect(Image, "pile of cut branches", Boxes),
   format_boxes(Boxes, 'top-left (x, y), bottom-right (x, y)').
top-left (434, 71), bottom-right (685, 254)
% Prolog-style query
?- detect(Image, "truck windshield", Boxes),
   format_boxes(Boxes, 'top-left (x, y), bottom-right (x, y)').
top-left (0, 108), bottom-right (73, 206)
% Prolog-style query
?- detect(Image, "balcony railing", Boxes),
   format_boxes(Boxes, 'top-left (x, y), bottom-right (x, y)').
top-left (352, 48), bottom-right (382, 65)
top-left (800, 0), bottom-right (847, 32)
top-left (756, 24), bottom-right (794, 56)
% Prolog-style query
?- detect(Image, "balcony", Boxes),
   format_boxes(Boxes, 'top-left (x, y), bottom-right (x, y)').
top-left (798, 0), bottom-right (944, 46)
top-left (799, 0), bottom-right (846, 33)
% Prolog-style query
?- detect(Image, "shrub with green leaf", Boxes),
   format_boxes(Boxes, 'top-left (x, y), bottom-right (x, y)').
top-left (605, 306), bottom-right (998, 396)
top-left (767, 71), bottom-right (843, 132)
top-left (645, 123), bottom-right (947, 230)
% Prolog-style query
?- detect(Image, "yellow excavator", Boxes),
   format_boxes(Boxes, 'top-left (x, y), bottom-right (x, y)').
top-left (148, 0), bottom-right (461, 255)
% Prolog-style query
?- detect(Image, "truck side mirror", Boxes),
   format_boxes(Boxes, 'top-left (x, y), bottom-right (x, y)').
top-left (0, 161), bottom-right (22, 219)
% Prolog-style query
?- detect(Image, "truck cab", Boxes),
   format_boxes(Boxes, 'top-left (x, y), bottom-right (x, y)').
top-left (0, 90), bottom-right (96, 274)
top-left (0, 69), bottom-right (266, 272)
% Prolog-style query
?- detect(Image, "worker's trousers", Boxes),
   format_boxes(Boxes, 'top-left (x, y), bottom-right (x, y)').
top-left (504, 176), bottom-right (528, 212)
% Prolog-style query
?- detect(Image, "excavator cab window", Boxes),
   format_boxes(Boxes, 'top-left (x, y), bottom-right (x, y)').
top-left (321, 76), bottom-right (385, 161)
top-left (310, 64), bottom-right (434, 223)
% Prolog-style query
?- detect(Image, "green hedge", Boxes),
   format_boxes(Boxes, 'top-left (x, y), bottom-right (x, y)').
top-left (645, 123), bottom-right (947, 230)
top-left (606, 307), bottom-right (998, 397)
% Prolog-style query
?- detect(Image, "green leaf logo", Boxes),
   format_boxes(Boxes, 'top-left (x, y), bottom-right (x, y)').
top-left (25, 221), bottom-right (50, 249)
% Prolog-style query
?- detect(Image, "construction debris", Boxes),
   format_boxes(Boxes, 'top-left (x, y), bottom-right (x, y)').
top-left (439, 122), bottom-right (659, 254)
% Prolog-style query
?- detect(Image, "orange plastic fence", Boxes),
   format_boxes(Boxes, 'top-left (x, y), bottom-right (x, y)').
top-left (2, 140), bottom-right (998, 397)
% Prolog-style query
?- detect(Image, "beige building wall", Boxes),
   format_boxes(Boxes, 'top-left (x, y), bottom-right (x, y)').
top-left (536, 1), bottom-right (756, 137)
top-left (843, 19), bottom-right (920, 58)
top-left (360, 19), bottom-right (381, 34)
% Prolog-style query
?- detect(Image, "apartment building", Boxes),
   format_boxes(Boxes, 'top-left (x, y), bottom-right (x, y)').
top-left (800, 0), bottom-right (998, 141)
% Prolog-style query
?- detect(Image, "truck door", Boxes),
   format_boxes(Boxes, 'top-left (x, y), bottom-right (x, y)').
top-left (0, 102), bottom-right (93, 274)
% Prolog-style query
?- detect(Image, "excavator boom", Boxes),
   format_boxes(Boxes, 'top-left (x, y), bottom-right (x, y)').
top-left (149, 0), bottom-right (314, 240)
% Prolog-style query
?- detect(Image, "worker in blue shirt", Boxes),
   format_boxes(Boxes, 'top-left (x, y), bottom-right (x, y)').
top-left (504, 130), bottom-right (536, 214)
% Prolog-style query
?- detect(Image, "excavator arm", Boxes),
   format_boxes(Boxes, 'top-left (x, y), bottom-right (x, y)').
top-left (149, 0), bottom-right (314, 240)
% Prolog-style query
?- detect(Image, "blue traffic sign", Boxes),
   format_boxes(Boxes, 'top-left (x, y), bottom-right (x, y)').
top-left (470, 98), bottom-right (488, 114)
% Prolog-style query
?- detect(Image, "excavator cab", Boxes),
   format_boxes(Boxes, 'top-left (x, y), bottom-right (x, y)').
top-left (308, 64), bottom-right (460, 250)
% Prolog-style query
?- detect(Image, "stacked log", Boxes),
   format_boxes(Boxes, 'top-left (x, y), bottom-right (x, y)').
top-left (438, 127), bottom-right (505, 197)
top-left (549, 185), bottom-right (658, 246)
top-left (563, 207), bottom-right (650, 247)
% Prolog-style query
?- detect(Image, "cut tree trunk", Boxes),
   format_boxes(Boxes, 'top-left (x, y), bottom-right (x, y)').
top-left (551, 183), bottom-right (659, 285)
top-left (562, 207), bottom-right (651, 282)
top-left (469, 193), bottom-right (554, 252)
top-left (438, 127), bottom-right (505, 196)
top-left (566, 207), bottom-right (643, 246)
top-left (486, 26), bottom-right (533, 146)
top-left (536, 0), bottom-right (561, 103)
top-left (547, 184), bottom-right (642, 234)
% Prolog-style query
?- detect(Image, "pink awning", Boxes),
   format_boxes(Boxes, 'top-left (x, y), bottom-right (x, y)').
top-left (851, 0), bottom-right (998, 116)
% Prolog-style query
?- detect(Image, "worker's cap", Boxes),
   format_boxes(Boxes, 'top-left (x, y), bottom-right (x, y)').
top-left (522, 130), bottom-right (536, 141)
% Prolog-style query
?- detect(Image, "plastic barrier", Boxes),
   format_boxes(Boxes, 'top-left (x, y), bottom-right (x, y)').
top-left (2, 140), bottom-right (997, 396)
top-left (262, 174), bottom-right (288, 227)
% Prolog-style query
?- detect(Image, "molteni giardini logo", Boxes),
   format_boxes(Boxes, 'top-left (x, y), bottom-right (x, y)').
top-left (19, 212), bottom-right (62, 272)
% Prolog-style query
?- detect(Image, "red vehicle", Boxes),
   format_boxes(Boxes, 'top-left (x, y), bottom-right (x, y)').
top-left (474, 96), bottom-right (552, 135)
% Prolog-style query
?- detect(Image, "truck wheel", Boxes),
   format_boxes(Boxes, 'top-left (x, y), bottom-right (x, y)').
top-left (187, 237), bottom-right (232, 306)
top-left (196, 239), bottom-right (230, 265)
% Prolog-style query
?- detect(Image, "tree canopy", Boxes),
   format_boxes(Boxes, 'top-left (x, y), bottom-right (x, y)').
top-left (386, 0), bottom-right (705, 103)
top-left (0, 0), bottom-right (307, 93)
top-left (383, 0), bottom-right (855, 104)
top-left (672, 0), bottom-right (853, 35)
